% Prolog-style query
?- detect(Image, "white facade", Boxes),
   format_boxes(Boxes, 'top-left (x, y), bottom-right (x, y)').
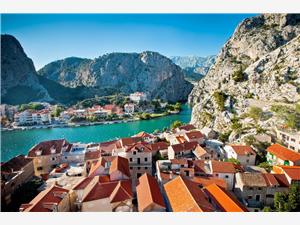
top-left (276, 129), bottom-right (300, 153)
top-left (14, 110), bottom-right (51, 126)
top-left (129, 92), bottom-right (147, 103)
top-left (224, 145), bottom-right (256, 166)
top-left (124, 104), bottom-right (135, 114)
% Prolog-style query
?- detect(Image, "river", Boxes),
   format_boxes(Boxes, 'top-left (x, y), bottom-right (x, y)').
top-left (1, 104), bottom-right (192, 161)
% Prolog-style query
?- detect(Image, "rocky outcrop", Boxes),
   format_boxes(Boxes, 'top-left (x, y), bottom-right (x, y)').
top-left (171, 55), bottom-right (216, 82)
top-left (189, 14), bottom-right (300, 133)
top-left (1, 34), bottom-right (52, 104)
top-left (39, 52), bottom-right (193, 103)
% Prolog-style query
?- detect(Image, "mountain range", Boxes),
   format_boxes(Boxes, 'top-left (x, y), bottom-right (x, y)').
top-left (171, 55), bottom-right (216, 83)
top-left (1, 35), bottom-right (193, 105)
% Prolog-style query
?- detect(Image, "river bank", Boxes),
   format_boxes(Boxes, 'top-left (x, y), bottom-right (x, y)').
top-left (1, 105), bottom-right (191, 161)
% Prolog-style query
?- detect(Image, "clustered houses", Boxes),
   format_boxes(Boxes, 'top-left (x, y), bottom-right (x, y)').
top-left (14, 109), bottom-right (51, 126)
top-left (3, 124), bottom-right (300, 212)
top-left (61, 104), bottom-right (124, 121)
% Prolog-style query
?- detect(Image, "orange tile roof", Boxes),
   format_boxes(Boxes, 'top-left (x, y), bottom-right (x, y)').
top-left (176, 136), bottom-right (187, 144)
top-left (109, 180), bottom-right (133, 203)
top-left (22, 185), bottom-right (69, 212)
top-left (273, 165), bottom-right (300, 180)
top-left (120, 137), bottom-right (142, 147)
top-left (136, 173), bottom-right (166, 211)
top-left (170, 141), bottom-right (199, 153)
top-left (267, 143), bottom-right (300, 163)
top-left (193, 145), bottom-right (209, 158)
top-left (191, 177), bottom-right (227, 189)
top-left (204, 184), bottom-right (248, 212)
top-left (185, 131), bottom-right (204, 139)
top-left (88, 157), bottom-right (107, 177)
top-left (230, 145), bottom-right (256, 156)
top-left (134, 131), bottom-right (154, 138)
top-left (211, 160), bottom-right (236, 173)
top-left (109, 156), bottom-right (131, 178)
top-left (164, 176), bottom-right (214, 212)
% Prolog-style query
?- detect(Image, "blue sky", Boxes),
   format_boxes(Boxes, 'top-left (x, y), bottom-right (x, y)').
top-left (1, 14), bottom-right (255, 69)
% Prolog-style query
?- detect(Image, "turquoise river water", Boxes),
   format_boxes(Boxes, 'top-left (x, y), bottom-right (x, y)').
top-left (1, 105), bottom-right (191, 162)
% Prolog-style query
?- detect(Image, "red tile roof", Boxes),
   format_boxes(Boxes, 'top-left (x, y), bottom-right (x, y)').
top-left (84, 150), bottom-right (101, 161)
top-left (136, 173), bottom-right (166, 211)
top-left (267, 143), bottom-right (300, 163)
top-left (125, 142), bottom-right (152, 153)
top-left (262, 173), bottom-right (289, 187)
top-left (82, 180), bottom-right (132, 203)
top-left (28, 139), bottom-right (71, 157)
top-left (191, 177), bottom-right (227, 189)
top-left (73, 177), bottom-right (94, 190)
top-left (1, 154), bottom-right (32, 172)
top-left (185, 131), bottom-right (204, 140)
top-left (120, 137), bottom-right (142, 147)
top-left (147, 142), bottom-right (169, 152)
top-left (211, 160), bottom-right (236, 174)
top-left (164, 176), bottom-right (214, 212)
top-left (21, 185), bottom-right (69, 212)
top-left (170, 141), bottom-right (199, 153)
top-left (109, 180), bottom-right (133, 203)
top-left (99, 140), bottom-right (119, 154)
top-left (204, 184), bottom-right (248, 212)
top-left (134, 131), bottom-right (154, 138)
top-left (273, 165), bottom-right (300, 181)
top-left (230, 145), bottom-right (256, 156)
top-left (109, 156), bottom-right (131, 178)
top-left (178, 124), bottom-right (196, 131)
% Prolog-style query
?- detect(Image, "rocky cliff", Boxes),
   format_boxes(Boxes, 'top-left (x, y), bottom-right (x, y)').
top-left (171, 55), bottom-right (216, 82)
top-left (38, 52), bottom-right (193, 103)
top-left (189, 14), bottom-right (300, 136)
top-left (1, 34), bottom-right (52, 104)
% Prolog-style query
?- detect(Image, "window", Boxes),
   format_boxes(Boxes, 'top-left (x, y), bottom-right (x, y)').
top-left (144, 157), bottom-right (148, 162)
top-left (266, 194), bottom-right (274, 198)
top-left (248, 196), bottom-right (252, 199)
top-left (130, 167), bottom-right (133, 170)
top-left (138, 167), bottom-right (141, 170)
top-left (246, 159), bottom-right (249, 163)
top-left (65, 156), bottom-right (67, 159)
top-left (130, 158), bottom-right (133, 162)
top-left (52, 157), bottom-right (56, 161)
top-left (225, 175), bottom-right (229, 178)
top-left (215, 173), bottom-right (219, 177)
top-left (133, 151), bottom-right (136, 155)
top-left (249, 187), bottom-right (253, 190)
top-left (37, 166), bottom-right (43, 171)
top-left (144, 167), bottom-right (147, 169)
top-left (291, 138), bottom-right (296, 142)
top-left (258, 187), bottom-right (262, 190)
top-left (137, 173), bottom-right (142, 178)
top-left (256, 195), bottom-right (260, 201)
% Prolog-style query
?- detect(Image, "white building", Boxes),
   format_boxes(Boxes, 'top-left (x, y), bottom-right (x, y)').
top-left (129, 92), bottom-right (147, 103)
top-left (124, 103), bottom-right (135, 114)
top-left (276, 129), bottom-right (300, 153)
top-left (14, 110), bottom-right (51, 126)
top-left (224, 145), bottom-right (256, 166)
